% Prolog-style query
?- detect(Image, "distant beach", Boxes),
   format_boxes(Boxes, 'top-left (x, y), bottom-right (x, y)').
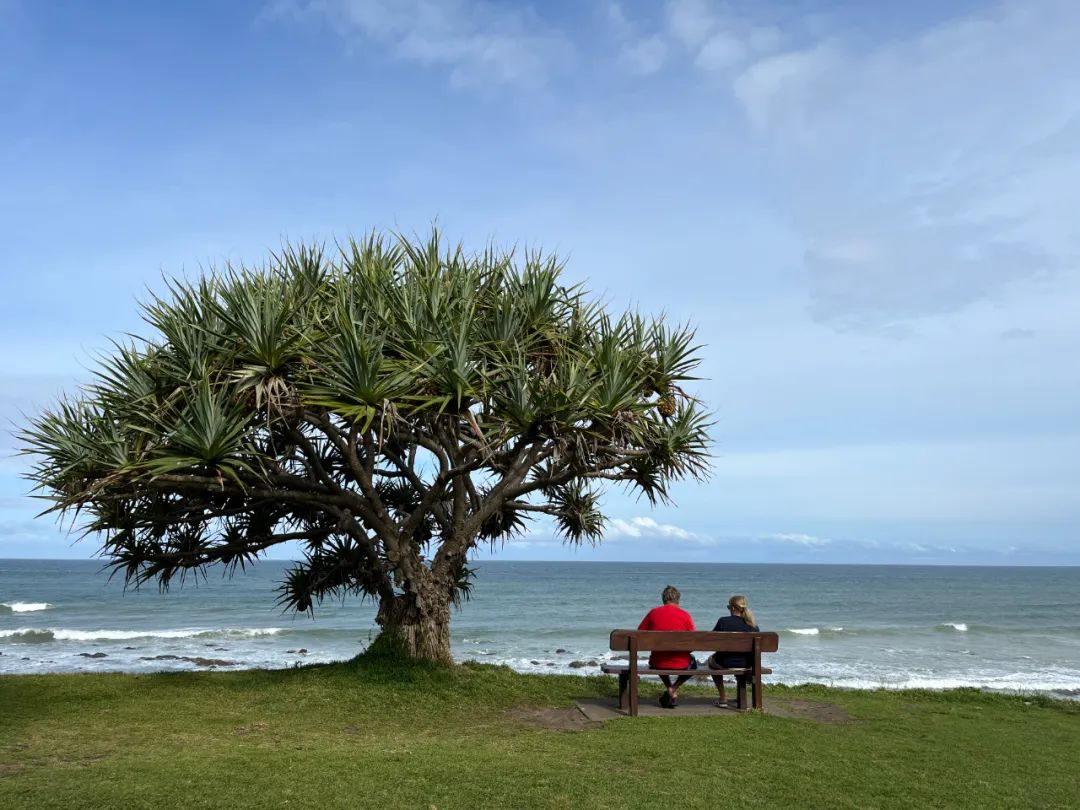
top-left (2, 559), bottom-right (1078, 698)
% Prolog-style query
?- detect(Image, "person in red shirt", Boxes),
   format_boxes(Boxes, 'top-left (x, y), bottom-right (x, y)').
top-left (638, 585), bottom-right (696, 708)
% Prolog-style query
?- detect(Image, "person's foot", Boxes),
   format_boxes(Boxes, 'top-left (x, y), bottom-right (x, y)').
top-left (714, 699), bottom-right (728, 708)
top-left (659, 691), bottom-right (673, 708)
top-left (670, 696), bottom-right (679, 707)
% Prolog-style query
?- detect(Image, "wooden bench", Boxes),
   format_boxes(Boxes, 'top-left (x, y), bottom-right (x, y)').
top-left (600, 630), bottom-right (780, 716)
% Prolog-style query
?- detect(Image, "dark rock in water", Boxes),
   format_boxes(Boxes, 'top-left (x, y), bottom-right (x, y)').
top-left (214, 647), bottom-right (228, 652)
top-left (569, 660), bottom-right (586, 668)
top-left (286, 648), bottom-right (309, 655)
top-left (530, 660), bottom-right (541, 665)
top-left (78, 652), bottom-right (108, 658)
top-left (139, 654), bottom-right (237, 667)
top-left (556, 648), bottom-right (568, 654)
top-left (186, 656), bottom-right (237, 667)
top-left (587, 660), bottom-right (598, 666)
top-left (546, 662), bottom-right (556, 667)
top-left (123, 646), bottom-right (137, 650)
top-left (21, 657), bottom-right (30, 660)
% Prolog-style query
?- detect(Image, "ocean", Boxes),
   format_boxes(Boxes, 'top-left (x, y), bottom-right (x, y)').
top-left (2, 559), bottom-right (1078, 698)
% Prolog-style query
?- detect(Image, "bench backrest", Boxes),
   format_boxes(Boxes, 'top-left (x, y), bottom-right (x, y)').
top-left (609, 630), bottom-right (780, 653)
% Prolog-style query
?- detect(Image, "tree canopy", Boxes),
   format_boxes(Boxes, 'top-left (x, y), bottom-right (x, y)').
top-left (22, 231), bottom-right (711, 661)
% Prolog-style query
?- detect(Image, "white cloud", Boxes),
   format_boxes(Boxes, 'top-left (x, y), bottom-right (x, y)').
top-left (603, 1), bottom-right (668, 76)
top-left (605, 516), bottom-right (708, 542)
top-left (664, 0), bottom-right (782, 74)
top-left (731, 44), bottom-right (838, 131)
top-left (767, 532), bottom-right (831, 547)
top-left (268, 0), bottom-right (572, 90)
top-left (605, 1), bottom-right (783, 78)
top-left (1000, 327), bottom-right (1036, 341)
top-left (725, 0), bottom-right (1080, 328)
top-left (619, 35), bottom-right (667, 76)
top-left (695, 32), bottom-right (747, 72)
top-left (665, 0), bottom-right (716, 52)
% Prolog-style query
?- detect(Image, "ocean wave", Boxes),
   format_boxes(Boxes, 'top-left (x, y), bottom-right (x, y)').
top-left (1, 602), bottom-right (52, 613)
top-left (0, 627), bottom-right (286, 643)
top-left (773, 622), bottom-right (1066, 638)
top-left (780, 673), bottom-right (1080, 694)
top-left (462, 655), bottom-right (1080, 695)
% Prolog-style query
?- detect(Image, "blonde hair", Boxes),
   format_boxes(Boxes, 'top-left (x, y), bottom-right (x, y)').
top-left (728, 594), bottom-right (757, 630)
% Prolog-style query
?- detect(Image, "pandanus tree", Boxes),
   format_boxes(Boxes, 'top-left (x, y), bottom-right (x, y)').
top-left (21, 232), bottom-right (711, 662)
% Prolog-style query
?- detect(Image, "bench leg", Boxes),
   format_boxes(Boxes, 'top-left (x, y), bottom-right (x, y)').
top-left (736, 676), bottom-right (747, 711)
top-left (629, 674), bottom-right (639, 717)
top-left (753, 673), bottom-right (763, 710)
top-left (617, 671), bottom-right (629, 710)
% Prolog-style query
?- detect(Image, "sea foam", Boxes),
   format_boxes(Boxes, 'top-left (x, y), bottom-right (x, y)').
top-left (1, 602), bottom-right (51, 613)
top-left (0, 627), bottom-right (285, 642)
top-left (940, 622), bottom-right (969, 632)
top-left (788, 627), bottom-right (820, 636)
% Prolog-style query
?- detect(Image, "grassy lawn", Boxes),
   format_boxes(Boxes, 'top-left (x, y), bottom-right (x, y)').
top-left (1, 655), bottom-right (1077, 809)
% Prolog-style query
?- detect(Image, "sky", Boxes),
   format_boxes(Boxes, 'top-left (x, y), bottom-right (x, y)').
top-left (1, 0), bottom-right (1078, 565)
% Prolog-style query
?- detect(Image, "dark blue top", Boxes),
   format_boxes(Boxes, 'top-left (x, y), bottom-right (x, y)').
top-left (711, 615), bottom-right (759, 668)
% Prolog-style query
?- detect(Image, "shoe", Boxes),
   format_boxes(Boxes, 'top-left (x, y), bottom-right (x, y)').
top-left (670, 697), bottom-right (679, 708)
top-left (714, 700), bottom-right (728, 708)
top-left (659, 691), bottom-right (673, 708)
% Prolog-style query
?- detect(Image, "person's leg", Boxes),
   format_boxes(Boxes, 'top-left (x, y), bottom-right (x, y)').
top-left (711, 673), bottom-right (728, 705)
top-left (669, 673), bottom-right (693, 700)
top-left (658, 674), bottom-right (675, 707)
top-left (707, 656), bottom-right (728, 706)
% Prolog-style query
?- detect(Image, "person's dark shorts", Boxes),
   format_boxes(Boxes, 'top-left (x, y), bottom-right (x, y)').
top-left (707, 653), bottom-right (748, 669)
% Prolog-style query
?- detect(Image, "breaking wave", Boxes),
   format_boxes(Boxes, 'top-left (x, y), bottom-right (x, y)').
top-left (1, 602), bottom-right (52, 613)
top-left (0, 627), bottom-right (286, 643)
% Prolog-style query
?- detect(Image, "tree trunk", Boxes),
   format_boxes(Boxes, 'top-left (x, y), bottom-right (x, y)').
top-left (375, 584), bottom-right (453, 664)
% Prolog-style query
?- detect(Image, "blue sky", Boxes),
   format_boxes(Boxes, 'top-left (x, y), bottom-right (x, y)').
top-left (1, 0), bottom-right (1078, 564)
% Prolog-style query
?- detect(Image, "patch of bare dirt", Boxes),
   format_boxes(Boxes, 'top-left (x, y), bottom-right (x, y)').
top-left (507, 705), bottom-right (603, 731)
top-left (0, 763), bottom-right (25, 778)
top-left (767, 698), bottom-right (851, 724)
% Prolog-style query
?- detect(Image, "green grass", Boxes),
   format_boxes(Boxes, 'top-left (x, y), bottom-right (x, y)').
top-left (1, 656), bottom-right (1077, 809)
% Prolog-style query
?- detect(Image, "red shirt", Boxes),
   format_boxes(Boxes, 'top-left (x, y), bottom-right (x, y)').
top-left (638, 603), bottom-right (695, 669)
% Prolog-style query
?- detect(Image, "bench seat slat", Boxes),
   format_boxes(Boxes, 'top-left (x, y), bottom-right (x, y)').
top-left (600, 664), bottom-right (773, 676)
top-left (610, 629), bottom-right (779, 653)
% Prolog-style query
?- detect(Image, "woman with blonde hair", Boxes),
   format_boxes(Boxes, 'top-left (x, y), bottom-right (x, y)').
top-left (707, 594), bottom-right (759, 708)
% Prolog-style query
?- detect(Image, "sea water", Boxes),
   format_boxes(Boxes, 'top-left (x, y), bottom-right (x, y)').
top-left (2, 560), bottom-right (1078, 698)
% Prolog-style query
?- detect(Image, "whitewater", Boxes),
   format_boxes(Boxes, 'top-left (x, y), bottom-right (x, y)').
top-left (2, 559), bottom-right (1078, 698)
